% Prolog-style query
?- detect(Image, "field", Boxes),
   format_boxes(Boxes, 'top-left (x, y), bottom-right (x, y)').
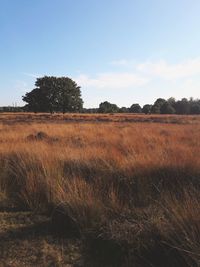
top-left (0, 113), bottom-right (200, 267)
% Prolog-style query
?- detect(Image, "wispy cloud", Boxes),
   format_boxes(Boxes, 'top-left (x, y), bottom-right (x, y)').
top-left (76, 72), bottom-right (149, 89)
top-left (110, 59), bottom-right (129, 66)
top-left (22, 72), bottom-right (41, 78)
top-left (137, 58), bottom-right (200, 80)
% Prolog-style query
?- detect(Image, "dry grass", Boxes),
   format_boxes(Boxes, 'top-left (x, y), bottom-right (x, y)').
top-left (0, 113), bottom-right (200, 266)
top-left (1, 112), bottom-right (200, 125)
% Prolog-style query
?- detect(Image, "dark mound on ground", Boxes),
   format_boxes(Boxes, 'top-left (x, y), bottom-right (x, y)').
top-left (26, 131), bottom-right (59, 142)
top-left (51, 204), bottom-right (81, 238)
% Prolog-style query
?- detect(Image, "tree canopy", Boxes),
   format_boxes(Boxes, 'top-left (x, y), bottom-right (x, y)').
top-left (129, 103), bottom-right (142, 113)
top-left (142, 104), bottom-right (152, 114)
top-left (151, 98), bottom-right (166, 114)
top-left (22, 76), bottom-right (83, 113)
top-left (98, 101), bottom-right (119, 113)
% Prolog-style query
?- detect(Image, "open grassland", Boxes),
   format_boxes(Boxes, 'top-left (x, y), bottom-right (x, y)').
top-left (0, 113), bottom-right (200, 266)
top-left (1, 112), bottom-right (200, 124)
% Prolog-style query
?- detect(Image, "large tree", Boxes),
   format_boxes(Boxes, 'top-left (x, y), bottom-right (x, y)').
top-left (22, 76), bottom-right (83, 113)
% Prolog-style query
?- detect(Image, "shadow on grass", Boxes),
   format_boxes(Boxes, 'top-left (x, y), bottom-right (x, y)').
top-left (0, 211), bottom-right (192, 267)
top-left (0, 219), bottom-right (52, 242)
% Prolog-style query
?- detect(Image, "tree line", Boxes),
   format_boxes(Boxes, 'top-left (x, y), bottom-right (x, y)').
top-left (1, 75), bottom-right (200, 115)
top-left (93, 97), bottom-right (200, 114)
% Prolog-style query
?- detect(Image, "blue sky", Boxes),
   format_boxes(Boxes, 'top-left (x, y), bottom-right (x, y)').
top-left (1, 0), bottom-right (200, 107)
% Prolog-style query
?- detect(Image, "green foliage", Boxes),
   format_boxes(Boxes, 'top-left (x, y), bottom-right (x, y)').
top-left (174, 98), bottom-right (190, 114)
top-left (160, 102), bottom-right (175, 114)
top-left (151, 98), bottom-right (166, 114)
top-left (129, 103), bottom-right (142, 113)
top-left (142, 104), bottom-right (152, 114)
top-left (191, 103), bottom-right (200, 114)
top-left (119, 107), bottom-right (129, 113)
top-left (22, 76), bottom-right (83, 113)
top-left (98, 101), bottom-right (119, 113)
top-left (167, 97), bottom-right (176, 106)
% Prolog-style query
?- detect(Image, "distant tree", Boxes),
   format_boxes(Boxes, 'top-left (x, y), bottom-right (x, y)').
top-left (83, 108), bottom-right (98, 113)
top-left (142, 104), bottom-right (152, 114)
top-left (160, 102), bottom-right (175, 114)
top-left (167, 97), bottom-right (176, 107)
top-left (98, 101), bottom-right (119, 113)
top-left (190, 102), bottom-right (200, 114)
top-left (119, 107), bottom-right (129, 113)
top-left (0, 106), bottom-right (24, 112)
top-left (151, 98), bottom-right (166, 114)
top-left (129, 103), bottom-right (142, 113)
top-left (174, 98), bottom-right (190, 114)
top-left (22, 76), bottom-right (83, 113)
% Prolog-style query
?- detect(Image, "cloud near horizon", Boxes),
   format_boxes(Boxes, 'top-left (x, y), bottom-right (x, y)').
top-left (75, 57), bottom-right (200, 91)
top-left (22, 72), bottom-right (41, 78)
top-left (137, 58), bottom-right (200, 80)
top-left (76, 72), bottom-right (149, 89)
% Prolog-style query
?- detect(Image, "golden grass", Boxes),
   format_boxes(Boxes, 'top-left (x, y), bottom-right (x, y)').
top-left (1, 112), bottom-right (200, 125)
top-left (0, 113), bottom-right (200, 266)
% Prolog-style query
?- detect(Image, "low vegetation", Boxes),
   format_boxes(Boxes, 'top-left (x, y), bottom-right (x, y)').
top-left (0, 113), bottom-right (200, 266)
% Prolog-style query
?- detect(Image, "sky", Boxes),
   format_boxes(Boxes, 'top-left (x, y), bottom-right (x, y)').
top-left (1, 0), bottom-right (200, 108)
